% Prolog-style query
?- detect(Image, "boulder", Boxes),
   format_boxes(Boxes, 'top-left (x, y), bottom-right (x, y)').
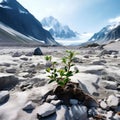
top-left (0, 91), bottom-right (9, 104)
top-left (0, 74), bottom-right (19, 90)
top-left (33, 47), bottom-right (43, 55)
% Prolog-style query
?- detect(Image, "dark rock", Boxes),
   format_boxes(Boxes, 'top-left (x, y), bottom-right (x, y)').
top-left (33, 47), bottom-right (43, 55)
top-left (86, 43), bottom-right (100, 47)
top-left (84, 55), bottom-right (89, 58)
top-left (53, 82), bottom-right (98, 108)
top-left (6, 68), bottom-right (16, 73)
top-left (0, 91), bottom-right (9, 104)
top-left (98, 50), bottom-right (119, 57)
top-left (0, 75), bottom-right (19, 90)
top-left (20, 57), bottom-right (28, 61)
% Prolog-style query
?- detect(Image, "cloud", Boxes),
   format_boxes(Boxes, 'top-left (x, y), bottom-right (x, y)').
top-left (108, 16), bottom-right (120, 23)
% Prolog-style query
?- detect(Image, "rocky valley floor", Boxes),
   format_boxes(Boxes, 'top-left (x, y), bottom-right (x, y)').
top-left (0, 42), bottom-right (120, 120)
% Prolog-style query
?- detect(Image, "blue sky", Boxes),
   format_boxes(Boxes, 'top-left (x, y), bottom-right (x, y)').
top-left (17, 0), bottom-right (120, 34)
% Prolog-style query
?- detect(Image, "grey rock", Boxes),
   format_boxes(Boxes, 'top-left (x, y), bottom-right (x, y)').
top-left (46, 95), bottom-right (57, 102)
top-left (12, 52), bottom-right (22, 57)
top-left (37, 102), bottom-right (56, 117)
top-left (106, 111), bottom-right (113, 119)
top-left (69, 105), bottom-right (88, 120)
top-left (0, 91), bottom-right (9, 104)
top-left (56, 105), bottom-right (68, 120)
top-left (92, 60), bottom-right (106, 65)
top-left (113, 113), bottom-right (120, 120)
top-left (20, 57), bottom-right (28, 61)
top-left (51, 100), bottom-right (62, 106)
top-left (0, 75), bottom-right (19, 90)
top-left (33, 47), bottom-right (43, 55)
top-left (6, 68), bottom-right (16, 73)
top-left (107, 95), bottom-right (119, 108)
top-left (104, 82), bottom-right (117, 90)
top-left (23, 101), bottom-right (35, 110)
top-left (70, 99), bottom-right (78, 105)
top-left (98, 50), bottom-right (119, 57)
top-left (0, 63), bottom-right (11, 67)
top-left (25, 52), bottom-right (33, 56)
top-left (88, 107), bottom-right (98, 117)
top-left (100, 101), bottom-right (108, 109)
top-left (72, 57), bottom-right (82, 63)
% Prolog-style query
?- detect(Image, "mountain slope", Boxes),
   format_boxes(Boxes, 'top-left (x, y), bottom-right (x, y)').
top-left (41, 16), bottom-right (77, 39)
top-left (0, 0), bottom-right (58, 45)
top-left (88, 23), bottom-right (120, 44)
top-left (0, 22), bottom-right (44, 46)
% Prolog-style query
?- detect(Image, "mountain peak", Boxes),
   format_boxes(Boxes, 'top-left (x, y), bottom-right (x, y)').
top-left (41, 16), bottom-right (77, 39)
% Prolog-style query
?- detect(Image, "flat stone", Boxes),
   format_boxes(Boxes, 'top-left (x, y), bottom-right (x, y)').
top-left (107, 95), bottom-right (119, 108)
top-left (70, 99), bottom-right (78, 105)
top-left (0, 91), bottom-right (9, 104)
top-left (37, 102), bottom-right (56, 117)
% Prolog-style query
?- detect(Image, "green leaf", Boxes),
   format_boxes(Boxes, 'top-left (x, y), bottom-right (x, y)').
top-left (46, 68), bottom-right (51, 72)
top-left (48, 79), bottom-right (55, 84)
top-left (66, 71), bottom-right (73, 77)
top-left (58, 81), bottom-right (65, 87)
top-left (62, 57), bottom-right (67, 64)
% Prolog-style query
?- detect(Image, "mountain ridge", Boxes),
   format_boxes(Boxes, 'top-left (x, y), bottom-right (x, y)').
top-left (41, 16), bottom-right (77, 39)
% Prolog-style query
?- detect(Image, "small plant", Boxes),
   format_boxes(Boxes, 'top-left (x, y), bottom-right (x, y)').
top-left (45, 50), bottom-right (79, 87)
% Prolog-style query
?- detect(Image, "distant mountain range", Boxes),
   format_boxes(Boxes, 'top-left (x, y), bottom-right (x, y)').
top-left (41, 16), bottom-right (78, 39)
top-left (88, 23), bottom-right (120, 44)
top-left (0, 0), bottom-right (58, 45)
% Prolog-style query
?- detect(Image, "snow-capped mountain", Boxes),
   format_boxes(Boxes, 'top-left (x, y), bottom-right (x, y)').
top-left (88, 23), bottom-right (120, 44)
top-left (41, 16), bottom-right (77, 39)
top-left (0, 0), bottom-right (58, 45)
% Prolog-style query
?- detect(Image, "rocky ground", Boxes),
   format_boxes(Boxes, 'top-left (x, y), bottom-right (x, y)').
top-left (0, 41), bottom-right (120, 120)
